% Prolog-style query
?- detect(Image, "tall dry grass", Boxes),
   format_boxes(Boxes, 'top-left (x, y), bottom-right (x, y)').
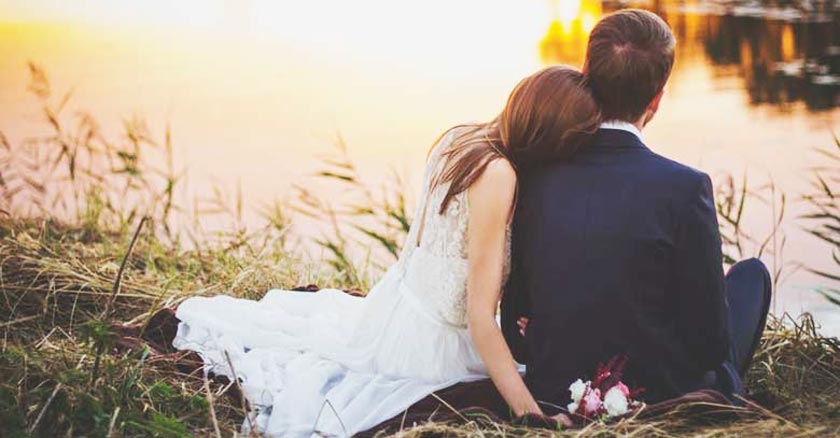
top-left (802, 135), bottom-right (840, 306)
top-left (2, 217), bottom-right (838, 438)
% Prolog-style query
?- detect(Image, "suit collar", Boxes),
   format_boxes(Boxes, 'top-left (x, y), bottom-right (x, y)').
top-left (589, 128), bottom-right (651, 152)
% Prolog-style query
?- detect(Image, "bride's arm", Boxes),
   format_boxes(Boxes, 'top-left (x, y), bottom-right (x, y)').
top-left (466, 158), bottom-right (542, 418)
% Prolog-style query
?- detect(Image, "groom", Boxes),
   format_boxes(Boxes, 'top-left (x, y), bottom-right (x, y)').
top-left (360, 10), bottom-right (772, 435)
top-left (501, 9), bottom-right (772, 408)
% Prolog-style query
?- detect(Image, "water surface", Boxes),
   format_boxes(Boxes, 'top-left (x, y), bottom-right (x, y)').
top-left (0, 0), bottom-right (838, 333)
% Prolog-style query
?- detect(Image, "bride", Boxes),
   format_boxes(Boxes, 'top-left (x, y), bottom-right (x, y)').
top-left (173, 66), bottom-right (600, 437)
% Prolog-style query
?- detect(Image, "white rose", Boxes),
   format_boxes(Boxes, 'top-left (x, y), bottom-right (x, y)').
top-left (603, 386), bottom-right (629, 417)
top-left (567, 402), bottom-right (578, 414)
top-left (569, 379), bottom-right (588, 403)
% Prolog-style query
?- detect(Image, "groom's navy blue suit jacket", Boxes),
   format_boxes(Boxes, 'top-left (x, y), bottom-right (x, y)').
top-left (501, 128), bottom-right (731, 406)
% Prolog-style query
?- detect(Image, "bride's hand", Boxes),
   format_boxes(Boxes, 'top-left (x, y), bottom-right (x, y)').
top-left (466, 159), bottom-right (544, 424)
top-left (513, 411), bottom-right (572, 429)
top-left (551, 412), bottom-right (573, 428)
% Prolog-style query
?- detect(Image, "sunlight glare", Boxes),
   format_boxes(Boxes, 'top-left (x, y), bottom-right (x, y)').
top-left (0, 0), bottom-right (552, 68)
top-left (553, 0), bottom-right (582, 29)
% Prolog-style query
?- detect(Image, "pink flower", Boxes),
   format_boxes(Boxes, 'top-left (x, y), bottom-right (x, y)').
top-left (581, 388), bottom-right (602, 415)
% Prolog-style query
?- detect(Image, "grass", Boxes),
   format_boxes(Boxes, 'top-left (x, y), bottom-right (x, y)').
top-left (1, 64), bottom-right (839, 437)
top-left (802, 135), bottom-right (840, 306)
top-left (0, 217), bottom-right (285, 437)
top-left (293, 136), bottom-right (412, 286)
top-left (1, 217), bottom-right (838, 438)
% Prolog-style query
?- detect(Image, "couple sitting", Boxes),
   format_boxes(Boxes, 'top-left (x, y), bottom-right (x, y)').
top-left (173, 9), bottom-right (772, 437)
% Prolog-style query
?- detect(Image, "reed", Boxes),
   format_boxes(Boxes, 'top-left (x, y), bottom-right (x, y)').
top-left (293, 136), bottom-right (411, 288)
top-left (802, 134), bottom-right (840, 307)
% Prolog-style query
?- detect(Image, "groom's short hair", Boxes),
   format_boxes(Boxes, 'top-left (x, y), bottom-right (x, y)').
top-left (584, 9), bottom-right (675, 122)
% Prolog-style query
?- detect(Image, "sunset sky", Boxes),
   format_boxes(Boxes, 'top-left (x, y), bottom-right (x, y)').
top-left (1, 0), bottom-right (244, 27)
top-left (0, 0), bottom-right (555, 56)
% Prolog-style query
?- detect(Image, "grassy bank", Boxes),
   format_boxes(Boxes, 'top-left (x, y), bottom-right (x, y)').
top-left (1, 217), bottom-right (838, 438)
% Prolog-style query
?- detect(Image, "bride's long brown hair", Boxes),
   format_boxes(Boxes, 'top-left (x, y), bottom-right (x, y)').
top-left (430, 66), bottom-right (601, 214)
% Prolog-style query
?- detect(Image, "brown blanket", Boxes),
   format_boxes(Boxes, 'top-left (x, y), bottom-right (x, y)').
top-left (116, 307), bottom-right (743, 436)
top-left (356, 379), bottom-right (735, 436)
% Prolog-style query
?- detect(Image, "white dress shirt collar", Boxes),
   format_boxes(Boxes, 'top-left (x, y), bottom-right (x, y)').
top-left (599, 120), bottom-right (644, 141)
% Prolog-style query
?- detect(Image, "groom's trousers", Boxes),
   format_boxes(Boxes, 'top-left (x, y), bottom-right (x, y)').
top-left (358, 258), bottom-right (772, 436)
top-left (709, 257), bottom-right (772, 400)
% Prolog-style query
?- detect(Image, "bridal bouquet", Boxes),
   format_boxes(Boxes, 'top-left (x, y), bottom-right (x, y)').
top-left (566, 355), bottom-right (644, 420)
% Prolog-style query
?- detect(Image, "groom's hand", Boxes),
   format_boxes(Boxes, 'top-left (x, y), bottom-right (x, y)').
top-left (517, 317), bottom-right (529, 336)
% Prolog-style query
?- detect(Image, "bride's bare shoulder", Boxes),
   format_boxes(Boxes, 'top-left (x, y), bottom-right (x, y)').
top-left (472, 158), bottom-right (516, 201)
top-left (482, 158), bottom-right (517, 186)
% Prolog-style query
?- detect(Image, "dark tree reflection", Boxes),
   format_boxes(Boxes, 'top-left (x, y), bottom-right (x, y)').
top-left (539, 0), bottom-right (840, 111)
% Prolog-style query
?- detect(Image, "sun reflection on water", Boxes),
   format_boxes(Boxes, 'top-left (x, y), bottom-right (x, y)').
top-left (539, 0), bottom-right (603, 66)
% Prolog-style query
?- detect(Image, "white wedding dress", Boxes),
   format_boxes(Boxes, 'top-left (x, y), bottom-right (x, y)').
top-left (173, 129), bottom-right (511, 437)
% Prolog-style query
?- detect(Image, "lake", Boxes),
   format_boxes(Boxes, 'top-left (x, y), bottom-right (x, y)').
top-left (0, 0), bottom-right (838, 334)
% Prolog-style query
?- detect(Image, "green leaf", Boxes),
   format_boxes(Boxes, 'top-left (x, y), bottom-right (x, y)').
top-left (815, 288), bottom-right (840, 307)
top-left (189, 395), bottom-right (209, 411)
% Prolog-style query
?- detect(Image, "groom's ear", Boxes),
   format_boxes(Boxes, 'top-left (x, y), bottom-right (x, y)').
top-left (649, 89), bottom-right (664, 114)
top-left (644, 90), bottom-right (665, 126)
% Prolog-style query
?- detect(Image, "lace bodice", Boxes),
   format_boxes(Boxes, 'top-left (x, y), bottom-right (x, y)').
top-left (398, 128), bottom-right (512, 328)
